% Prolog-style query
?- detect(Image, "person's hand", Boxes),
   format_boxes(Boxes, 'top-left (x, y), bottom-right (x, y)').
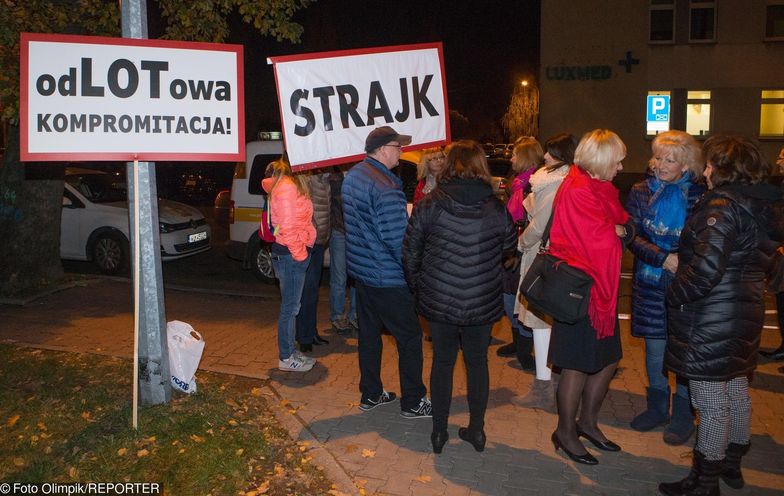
top-left (615, 224), bottom-right (627, 237)
top-left (777, 245), bottom-right (784, 256)
top-left (663, 253), bottom-right (678, 273)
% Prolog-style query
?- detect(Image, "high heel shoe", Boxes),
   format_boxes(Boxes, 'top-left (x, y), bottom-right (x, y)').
top-left (458, 427), bottom-right (486, 452)
top-left (576, 426), bottom-right (621, 452)
top-left (551, 432), bottom-right (598, 465)
top-left (431, 430), bottom-right (449, 454)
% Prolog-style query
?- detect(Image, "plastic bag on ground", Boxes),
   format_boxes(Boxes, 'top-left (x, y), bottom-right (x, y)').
top-left (167, 320), bottom-right (205, 394)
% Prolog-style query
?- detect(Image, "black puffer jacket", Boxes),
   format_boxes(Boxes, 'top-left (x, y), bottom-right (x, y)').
top-left (402, 178), bottom-right (517, 325)
top-left (665, 183), bottom-right (784, 381)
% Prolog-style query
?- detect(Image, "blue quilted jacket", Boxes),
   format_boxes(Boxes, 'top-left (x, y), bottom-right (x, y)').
top-left (342, 157), bottom-right (409, 288)
top-left (625, 178), bottom-right (704, 338)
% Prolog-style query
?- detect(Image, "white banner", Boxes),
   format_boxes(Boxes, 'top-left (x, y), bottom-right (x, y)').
top-left (269, 43), bottom-right (449, 170)
top-left (20, 33), bottom-right (245, 162)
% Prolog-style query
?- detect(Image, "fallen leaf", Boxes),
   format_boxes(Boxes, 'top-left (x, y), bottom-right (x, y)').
top-left (361, 449), bottom-right (376, 458)
top-left (414, 475), bottom-right (432, 483)
top-left (80, 412), bottom-right (95, 423)
top-left (190, 434), bottom-right (205, 443)
top-left (178, 448), bottom-right (185, 454)
top-left (37, 422), bottom-right (47, 431)
top-left (137, 449), bottom-right (149, 458)
top-left (117, 448), bottom-right (127, 456)
top-left (206, 429), bottom-right (214, 435)
top-left (251, 387), bottom-right (263, 397)
top-left (13, 457), bottom-right (25, 467)
top-left (69, 466), bottom-right (78, 478)
top-left (225, 399), bottom-right (241, 409)
top-left (43, 446), bottom-right (52, 454)
top-left (144, 436), bottom-right (156, 443)
top-left (236, 448), bottom-right (244, 456)
top-left (30, 435), bottom-right (39, 444)
top-left (343, 444), bottom-right (358, 453)
top-left (7, 415), bottom-right (20, 427)
top-left (256, 481), bottom-right (270, 494)
top-left (228, 419), bottom-right (238, 426)
top-left (274, 463), bottom-right (285, 476)
top-left (39, 432), bottom-right (51, 439)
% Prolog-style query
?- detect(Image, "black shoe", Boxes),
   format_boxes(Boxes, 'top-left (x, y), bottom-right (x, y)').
top-left (299, 343), bottom-right (313, 353)
top-left (313, 334), bottom-right (329, 345)
top-left (551, 432), bottom-right (598, 465)
top-left (359, 390), bottom-right (397, 412)
top-left (458, 427), bottom-right (486, 452)
top-left (496, 342), bottom-right (517, 357)
top-left (760, 346), bottom-right (784, 361)
top-left (577, 426), bottom-right (621, 452)
top-left (431, 430), bottom-right (449, 454)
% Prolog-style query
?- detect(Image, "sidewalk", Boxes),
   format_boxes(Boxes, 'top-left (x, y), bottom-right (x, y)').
top-left (1, 278), bottom-right (783, 495)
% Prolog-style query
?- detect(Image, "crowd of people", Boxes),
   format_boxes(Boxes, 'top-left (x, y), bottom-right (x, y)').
top-left (262, 124), bottom-right (784, 495)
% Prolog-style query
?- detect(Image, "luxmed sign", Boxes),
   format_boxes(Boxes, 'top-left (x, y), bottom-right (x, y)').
top-left (20, 33), bottom-right (245, 162)
top-left (269, 43), bottom-right (449, 170)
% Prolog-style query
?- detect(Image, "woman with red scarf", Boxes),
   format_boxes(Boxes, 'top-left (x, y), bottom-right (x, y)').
top-left (548, 129), bottom-right (634, 465)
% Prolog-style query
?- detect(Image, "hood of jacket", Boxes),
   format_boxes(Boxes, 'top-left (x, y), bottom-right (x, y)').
top-left (529, 164), bottom-right (570, 193)
top-left (436, 178), bottom-right (495, 214)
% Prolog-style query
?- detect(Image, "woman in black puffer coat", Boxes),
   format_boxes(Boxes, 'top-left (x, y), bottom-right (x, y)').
top-left (403, 140), bottom-right (516, 454)
top-left (660, 136), bottom-right (784, 496)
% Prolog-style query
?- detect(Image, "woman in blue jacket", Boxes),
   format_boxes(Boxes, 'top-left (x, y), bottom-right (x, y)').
top-left (625, 130), bottom-right (704, 445)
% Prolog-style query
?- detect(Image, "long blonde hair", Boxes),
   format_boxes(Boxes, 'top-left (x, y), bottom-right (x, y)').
top-left (416, 146), bottom-right (446, 181)
top-left (266, 158), bottom-right (310, 197)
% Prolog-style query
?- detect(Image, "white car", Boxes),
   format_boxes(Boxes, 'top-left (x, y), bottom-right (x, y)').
top-left (61, 168), bottom-right (211, 274)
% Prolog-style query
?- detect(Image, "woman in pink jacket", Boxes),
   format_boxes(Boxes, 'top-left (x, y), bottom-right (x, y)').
top-left (262, 160), bottom-right (317, 372)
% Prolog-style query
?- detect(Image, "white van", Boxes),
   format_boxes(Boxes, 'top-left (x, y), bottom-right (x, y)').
top-left (225, 139), bottom-right (284, 281)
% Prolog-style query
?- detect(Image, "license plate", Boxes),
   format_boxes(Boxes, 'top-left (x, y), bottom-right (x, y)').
top-left (189, 231), bottom-right (207, 243)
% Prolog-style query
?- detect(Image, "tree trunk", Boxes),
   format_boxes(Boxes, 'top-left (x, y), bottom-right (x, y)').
top-left (0, 124), bottom-right (64, 297)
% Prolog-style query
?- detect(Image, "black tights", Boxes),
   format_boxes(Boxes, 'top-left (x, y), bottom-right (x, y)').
top-left (777, 292), bottom-right (784, 343)
top-left (555, 361), bottom-right (618, 454)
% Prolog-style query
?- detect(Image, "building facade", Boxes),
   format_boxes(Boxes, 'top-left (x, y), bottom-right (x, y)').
top-left (539, 0), bottom-right (784, 172)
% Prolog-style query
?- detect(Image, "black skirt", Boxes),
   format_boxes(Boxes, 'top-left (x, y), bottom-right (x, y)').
top-left (549, 316), bottom-right (622, 373)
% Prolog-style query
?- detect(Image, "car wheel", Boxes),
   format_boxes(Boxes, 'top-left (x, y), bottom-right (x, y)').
top-left (250, 243), bottom-right (275, 282)
top-left (92, 232), bottom-right (128, 275)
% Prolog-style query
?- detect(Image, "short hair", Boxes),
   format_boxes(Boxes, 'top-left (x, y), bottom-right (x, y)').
top-left (439, 140), bottom-right (491, 184)
top-left (574, 129), bottom-right (626, 181)
top-left (544, 133), bottom-right (578, 171)
top-left (511, 137), bottom-right (544, 173)
top-left (651, 130), bottom-right (704, 180)
top-left (416, 146), bottom-right (445, 181)
top-left (703, 135), bottom-right (770, 187)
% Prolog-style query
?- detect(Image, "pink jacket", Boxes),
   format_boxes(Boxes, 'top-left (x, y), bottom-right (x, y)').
top-left (262, 176), bottom-right (316, 262)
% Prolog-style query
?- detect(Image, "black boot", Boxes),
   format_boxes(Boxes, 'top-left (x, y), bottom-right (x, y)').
top-left (659, 450), bottom-right (722, 496)
top-left (721, 442), bottom-right (750, 489)
top-left (496, 336), bottom-right (517, 357)
top-left (515, 334), bottom-right (535, 371)
top-left (664, 394), bottom-right (695, 445)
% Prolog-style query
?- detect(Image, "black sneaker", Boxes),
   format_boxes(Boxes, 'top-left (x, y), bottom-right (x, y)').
top-left (359, 390), bottom-right (397, 411)
top-left (400, 397), bottom-right (432, 419)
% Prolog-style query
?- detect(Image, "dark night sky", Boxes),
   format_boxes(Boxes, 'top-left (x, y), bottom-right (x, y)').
top-left (217, 0), bottom-right (541, 141)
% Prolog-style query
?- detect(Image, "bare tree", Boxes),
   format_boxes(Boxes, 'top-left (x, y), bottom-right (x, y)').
top-left (502, 80), bottom-right (539, 143)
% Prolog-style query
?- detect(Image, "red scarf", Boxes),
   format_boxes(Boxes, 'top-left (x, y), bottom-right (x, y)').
top-left (548, 166), bottom-right (628, 339)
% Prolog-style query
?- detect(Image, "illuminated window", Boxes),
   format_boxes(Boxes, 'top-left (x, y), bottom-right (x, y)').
top-left (650, 0), bottom-right (675, 42)
top-left (686, 91), bottom-right (711, 136)
top-left (760, 90), bottom-right (784, 137)
top-left (690, 1), bottom-right (716, 42)
top-left (767, 2), bottom-right (784, 39)
top-left (646, 91), bottom-right (671, 135)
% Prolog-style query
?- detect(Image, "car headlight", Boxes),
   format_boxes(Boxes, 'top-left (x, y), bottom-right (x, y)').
top-left (159, 222), bottom-right (175, 233)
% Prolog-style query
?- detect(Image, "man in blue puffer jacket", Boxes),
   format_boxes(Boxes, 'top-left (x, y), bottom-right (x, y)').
top-left (342, 126), bottom-right (431, 419)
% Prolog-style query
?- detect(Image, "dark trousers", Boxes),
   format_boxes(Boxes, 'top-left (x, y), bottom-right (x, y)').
top-left (355, 281), bottom-right (426, 411)
top-left (296, 243), bottom-right (325, 345)
top-left (778, 292), bottom-right (784, 341)
top-left (428, 320), bottom-right (492, 433)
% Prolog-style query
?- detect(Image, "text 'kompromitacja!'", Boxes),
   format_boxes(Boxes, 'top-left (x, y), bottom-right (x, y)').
top-left (37, 114), bottom-right (232, 135)
top-left (290, 75), bottom-right (440, 137)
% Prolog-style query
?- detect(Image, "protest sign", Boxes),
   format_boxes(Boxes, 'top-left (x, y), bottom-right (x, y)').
top-left (269, 43), bottom-right (449, 170)
top-left (20, 32), bottom-right (244, 162)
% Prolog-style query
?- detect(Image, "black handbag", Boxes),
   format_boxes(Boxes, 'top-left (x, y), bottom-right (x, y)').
top-left (519, 204), bottom-right (593, 324)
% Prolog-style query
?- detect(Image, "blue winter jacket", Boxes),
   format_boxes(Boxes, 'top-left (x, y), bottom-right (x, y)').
top-left (626, 178), bottom-right (704, 338)
top-left (342, 156), bottom-right (409, 288)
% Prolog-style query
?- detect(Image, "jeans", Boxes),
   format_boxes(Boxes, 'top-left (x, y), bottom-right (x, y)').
top-left (272, 251), bottom-right (311, 361)
top-left (296, 243), bottom-right (325, 345)
top-left (503, 292), bottom-right (532, 337)
top-left (428, 320), bottom-right (492, 433)
top-left (645, 337), bottom-right (688, 399)
top-left (355, 281), bottom-right (426, 411)
top-left (329, 231), bottom-right (356, 322)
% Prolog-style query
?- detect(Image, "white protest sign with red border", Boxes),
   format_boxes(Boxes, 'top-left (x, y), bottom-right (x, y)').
top-left (269, 42), bottom-right (450, 170)
top-left (20, 33), bottom-right (245, 162)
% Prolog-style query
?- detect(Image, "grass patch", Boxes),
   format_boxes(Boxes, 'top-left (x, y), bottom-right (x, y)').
top-left (0, 344), bottom-right (335, 495)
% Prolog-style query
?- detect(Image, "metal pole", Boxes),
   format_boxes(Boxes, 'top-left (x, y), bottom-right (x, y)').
top-left (122, 0), bottom-right (171, 414)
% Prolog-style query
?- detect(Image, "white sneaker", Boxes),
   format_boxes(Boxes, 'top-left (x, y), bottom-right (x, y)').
top-left (278, 354), bottom-right (315, 372)
top-left (292, 350), bottom-right (316, 365)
